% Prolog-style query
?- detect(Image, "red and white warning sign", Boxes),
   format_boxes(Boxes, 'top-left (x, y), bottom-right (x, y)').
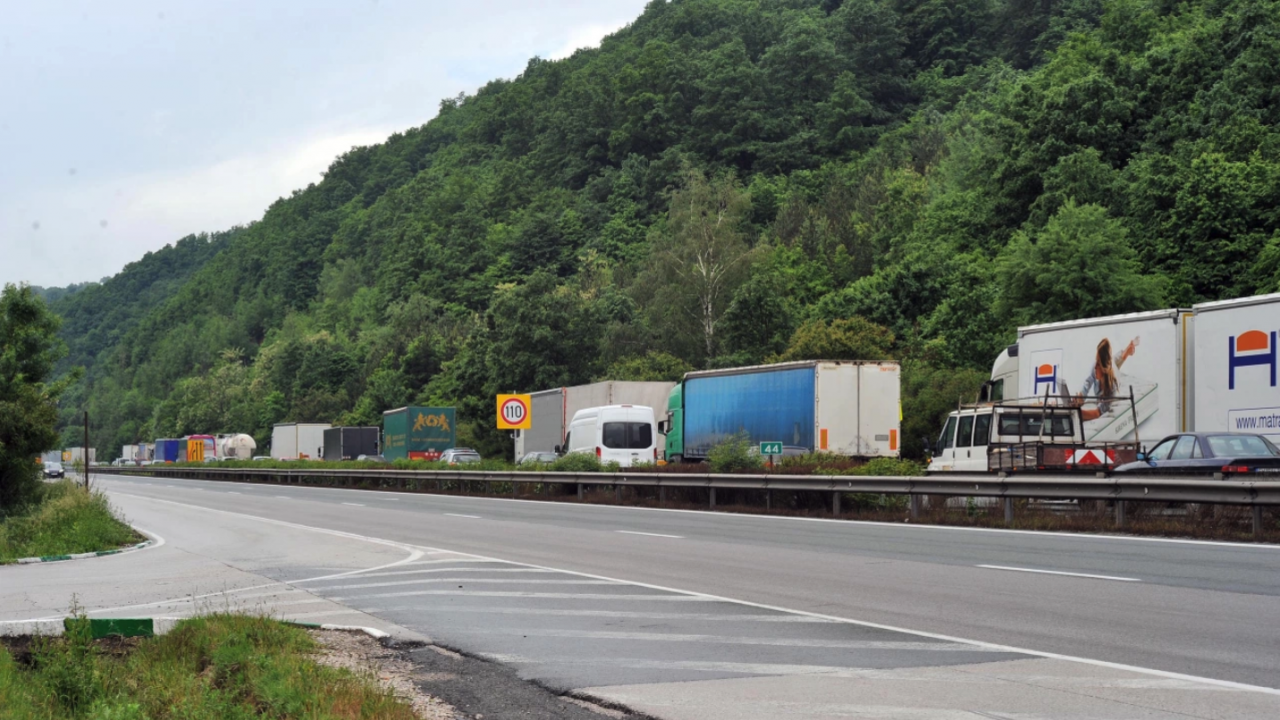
top-left (496, 394), bottom-right (532, 430)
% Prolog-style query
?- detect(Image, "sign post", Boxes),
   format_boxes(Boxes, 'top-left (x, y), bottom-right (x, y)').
top-left (496, 394), bottom-right (532, 430)
top-left (760, 441), bottom-right (782, 469)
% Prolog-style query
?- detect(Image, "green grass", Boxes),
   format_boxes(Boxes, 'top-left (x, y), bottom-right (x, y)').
top-left (0, 614), bottom-right (418, 719)
top-left (0, 481), bottom-right (140, 564)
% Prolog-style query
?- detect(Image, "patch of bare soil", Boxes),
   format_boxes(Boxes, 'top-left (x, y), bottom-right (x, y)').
top-left (309, 629), bottom-right (459, 720)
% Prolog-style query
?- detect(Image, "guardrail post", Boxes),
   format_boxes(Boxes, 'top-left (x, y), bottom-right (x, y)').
top-left (578, 483), bottom-right (584, 501)
top-left (765, 489), bottom-right (771, 511)
top-left (1254, 506), bottom-right (1264, 537)
top-left (833, 491), bottom-right (841, 516)
top-left (1115, 500), bottom-right (1126, 528)
top-left (615, 484), bottom-right (621, 503)
top-left (659, 486), bottom-right (666, 504)
top-left (710, 487), bottom-right (717, 509)
top-left (909, 494), bottom-right (921, 520)
top-left (1004, 498), bottom-right (1014, 525)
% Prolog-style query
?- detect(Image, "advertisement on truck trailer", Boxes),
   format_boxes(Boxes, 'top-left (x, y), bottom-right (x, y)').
top-left (1194, 293), bottom-right (1280, 440)
top-left (1016, 310), bottom-right (1192, 445)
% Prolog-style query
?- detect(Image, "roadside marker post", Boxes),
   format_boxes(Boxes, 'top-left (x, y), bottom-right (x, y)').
top-left (760, 441), bottom-right (782, 469)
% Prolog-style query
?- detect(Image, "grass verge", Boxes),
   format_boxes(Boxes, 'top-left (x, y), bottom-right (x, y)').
top-left (0, 614), bottom-right (418, 719)
top-left (0, 481), bottom-right (142, 563)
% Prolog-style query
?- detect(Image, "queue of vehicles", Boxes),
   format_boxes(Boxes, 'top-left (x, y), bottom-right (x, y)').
top-left (928, 291), bottom-right (1280, 476)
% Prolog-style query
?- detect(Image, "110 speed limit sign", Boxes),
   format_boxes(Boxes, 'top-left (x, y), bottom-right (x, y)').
top-left (496, 394), bottom-right (532, 430)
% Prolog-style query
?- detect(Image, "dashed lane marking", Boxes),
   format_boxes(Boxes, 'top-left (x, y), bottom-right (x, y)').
top-left (976, 565), bottom-right (1141, 582)
top-left (617, 530), bottom-right (683, 539)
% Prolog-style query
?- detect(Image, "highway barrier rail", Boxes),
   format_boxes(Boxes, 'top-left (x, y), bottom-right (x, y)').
top-left (114, 466), bottom-right (1280, 535)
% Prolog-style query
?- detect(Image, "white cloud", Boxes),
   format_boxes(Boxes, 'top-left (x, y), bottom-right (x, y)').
top-left (1, 127), bottom-right (394, 287)
top-left (547, 22), bottom-right (627, 60)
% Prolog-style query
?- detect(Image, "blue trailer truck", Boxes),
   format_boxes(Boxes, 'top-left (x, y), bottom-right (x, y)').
top-left (154, 438), bottom-right (183, 463)
top-left (661, 360), bottom-right (901, 462)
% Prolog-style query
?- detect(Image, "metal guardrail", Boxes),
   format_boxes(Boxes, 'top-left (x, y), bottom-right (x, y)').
top-left (113, 466), bottom-right (1279, 535)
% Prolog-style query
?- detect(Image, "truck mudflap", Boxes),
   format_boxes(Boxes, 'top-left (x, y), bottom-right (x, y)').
top-left (989, 442), bottom-right (1139, 472)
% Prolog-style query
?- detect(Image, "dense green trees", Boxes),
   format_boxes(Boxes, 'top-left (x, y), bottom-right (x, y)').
top-left (42, 0), bottom-right (1280, 460)
top-left (1, 285), bottom-right (75, 510)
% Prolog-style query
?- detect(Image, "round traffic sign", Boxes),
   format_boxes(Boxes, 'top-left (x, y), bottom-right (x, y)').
top-left (500, 396), bottom-right (528, 425)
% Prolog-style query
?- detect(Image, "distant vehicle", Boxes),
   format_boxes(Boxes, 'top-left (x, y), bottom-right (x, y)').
top-left (519, 451), bottom-right (560, 465)
top-left (138, 460), bottom-right (153, 467)
top-left (563, 405), bottom-right (658, 468)
top-left (440, 448), bottom-right (482, 465)
top-left (43, 462), bottom-right (65, 479)
top-left (356, 454), bottom-right (389, 464)
top-left (513, 382), bottom-right (674, 464)
top-left (252, 456), bottom-right (271, 462)
top-left (1114, 433), bottom-right (1280, 476)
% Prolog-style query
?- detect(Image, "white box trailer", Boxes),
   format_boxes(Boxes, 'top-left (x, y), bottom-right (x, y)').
top-left (271, 423), bottom-right (330, 460)
top-left (121, 444), bottom-right (138, 462)
top-left (1193, 293), bottom-right (1280, 440)
top-left (513, 381), bottom-right (676, 461)
top-left (998, 308), bottom-right (1194, 444)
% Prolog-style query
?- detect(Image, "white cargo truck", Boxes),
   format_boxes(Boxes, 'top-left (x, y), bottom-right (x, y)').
top-left (1192, 293), bottom-right (1280, 441)
top-left (512, 381), bottom-right (675, 462)
top-left (121, 444), bottom-right (139, 463)
top-left (271, 423), bottom-right (330, 460)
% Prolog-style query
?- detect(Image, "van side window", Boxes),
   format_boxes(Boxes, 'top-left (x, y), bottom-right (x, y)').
top-left (956, 416), bottom-right (975, 448)
top-left (972, 414), bottom-right (993, 446)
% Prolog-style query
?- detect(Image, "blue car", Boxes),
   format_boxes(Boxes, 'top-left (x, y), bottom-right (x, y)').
top-left (1115, 432), bottom-right (1280, 476)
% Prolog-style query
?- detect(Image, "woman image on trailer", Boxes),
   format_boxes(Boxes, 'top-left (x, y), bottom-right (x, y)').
top-left (1075, 337), bottom-right (1138, 421)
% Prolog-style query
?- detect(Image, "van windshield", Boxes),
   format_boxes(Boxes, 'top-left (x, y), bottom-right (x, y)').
top-left (603, 422), bottom-right (653, 449)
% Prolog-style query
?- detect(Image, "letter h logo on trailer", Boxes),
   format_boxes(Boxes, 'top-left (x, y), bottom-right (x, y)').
top-left (1034, 363), bottom-right (1058, 396)
top-left (1229, 330), bottom-right (1277, 389)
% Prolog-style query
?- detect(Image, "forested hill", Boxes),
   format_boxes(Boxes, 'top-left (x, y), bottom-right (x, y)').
top-left (53, 0), bottom-right (1280, 460)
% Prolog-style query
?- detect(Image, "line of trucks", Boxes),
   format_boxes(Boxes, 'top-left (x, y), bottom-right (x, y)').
top-left (76, 291), bottom-right (1280, 473)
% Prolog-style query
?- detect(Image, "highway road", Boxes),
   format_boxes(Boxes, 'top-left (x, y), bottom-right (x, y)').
top-left (5, 473), bottom-right (1280, 719)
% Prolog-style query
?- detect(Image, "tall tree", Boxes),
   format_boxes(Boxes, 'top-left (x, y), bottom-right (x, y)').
top-left (1, 285), bottom-right (75, 511)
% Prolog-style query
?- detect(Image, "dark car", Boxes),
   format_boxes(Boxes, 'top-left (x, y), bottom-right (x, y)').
top-left (42, 462), bottom-right (65, 479)
top-left (1115, 433), bottom-right (1280, 476)
top-left (519, 451), bottom-right (560, 465)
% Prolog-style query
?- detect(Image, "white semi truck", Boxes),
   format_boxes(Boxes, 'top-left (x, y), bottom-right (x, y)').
top-left (271, 423), bottom-right (330, 460)
top-left (929, 292), bottom-right (1280, 472)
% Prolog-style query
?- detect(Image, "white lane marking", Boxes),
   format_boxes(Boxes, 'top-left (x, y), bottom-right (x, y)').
top-left (275, 496), bottom-right (291, 499)
top-left (976, 565), bottom-right (1141, 582)
top-left (617, 530), bottom-right (683, 539)
top-left (109, 471), bottom-right (1280, 551)
top-left (280, 609), bottom-right (371, 620)
top-left (300, 567), bottom-right (551, 581)
top-left (368, 607), bottom-right (837, 623)
top-left (311, 578), bottom-right (617, 592)
top-left (332, 590), bottom-right (715, 601)
top-left (105, 489), bottom-right (1280, 695)
top-left (445, 513), bottom-right (481, 519)
top-left (342, 502), bottom-right (365, 507)
top-left (227, 491), bottom-right (241, 495)
top-left (462, 628), bottom-right (1000, 652)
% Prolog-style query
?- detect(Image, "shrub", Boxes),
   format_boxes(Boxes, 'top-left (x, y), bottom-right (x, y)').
top-left (708, 433), bottom-right (764, 473)
top-left (847, 457), bottom-right (925, 477)
top-left (0, 481), bottom-right (138, 563)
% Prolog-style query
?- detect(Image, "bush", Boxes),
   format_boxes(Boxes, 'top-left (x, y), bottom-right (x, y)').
top-left (0, 481), bottom-right (139, 563)
top-left (708, 433), bottom-right (764, 473)
top-left (545, 453), bottom-right (620, 473)
top-left (846, 457), bottom-right (925, 477)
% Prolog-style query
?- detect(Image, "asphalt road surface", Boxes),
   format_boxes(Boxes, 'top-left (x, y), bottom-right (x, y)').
top-left (4, 473), bottom-right (1280, 719)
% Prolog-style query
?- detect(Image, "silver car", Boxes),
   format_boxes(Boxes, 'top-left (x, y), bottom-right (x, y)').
top-left (440, 448), bottom-right (482, 465)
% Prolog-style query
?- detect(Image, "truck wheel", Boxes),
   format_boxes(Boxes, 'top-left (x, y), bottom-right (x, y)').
top-left (669, 454), bottom-right (683, 465)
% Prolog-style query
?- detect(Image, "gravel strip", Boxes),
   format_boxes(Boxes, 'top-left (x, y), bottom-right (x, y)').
top-left (309, 629), bottom-right (459, 720)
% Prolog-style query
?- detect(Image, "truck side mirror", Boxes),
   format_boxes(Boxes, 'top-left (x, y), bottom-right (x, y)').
top-left (657, 420), bottom-right (669, 434)
top-left (1136, 451), bottom-right (1147, 461)
top-left (554, 444), bottom-right (563, 454)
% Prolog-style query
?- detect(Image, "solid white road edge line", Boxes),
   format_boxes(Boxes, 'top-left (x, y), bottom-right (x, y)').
top-left (617, 530), bottom-right (684, 539)
top-left (99, 490), bottom-right (1280, 696)
top-left (976, 565), bottom-right (1142, 582)
top-left (97, 473), bottom-right (1280, 551)
top-left (445, 513), bottom-right (481, 519)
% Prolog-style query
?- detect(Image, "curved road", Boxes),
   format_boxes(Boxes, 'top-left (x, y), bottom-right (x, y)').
top-left (4, 473), bottom-right (1278, 719)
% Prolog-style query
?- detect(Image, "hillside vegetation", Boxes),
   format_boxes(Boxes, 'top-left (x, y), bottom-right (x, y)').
top-left (48, 0), bottom-right (1280, 459)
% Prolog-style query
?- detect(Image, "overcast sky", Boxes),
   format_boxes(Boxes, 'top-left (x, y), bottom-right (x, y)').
top-left (0, 0), bottom-right (648, 288)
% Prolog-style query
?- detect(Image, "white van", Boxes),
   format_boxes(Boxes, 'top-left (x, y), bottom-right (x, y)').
top-left (561, 405), bottom-right (658, 467)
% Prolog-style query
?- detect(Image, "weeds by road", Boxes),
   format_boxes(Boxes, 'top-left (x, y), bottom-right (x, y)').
top-left (0, 481), bottom-right (141, 563)
top-left (0, 614), bottom-right (420, 719)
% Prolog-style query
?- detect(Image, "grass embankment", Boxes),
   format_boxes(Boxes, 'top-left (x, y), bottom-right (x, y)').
top-left (0, 614), bottom-right (417, 720)
top-left (0, 481), bottom-right (141, 563)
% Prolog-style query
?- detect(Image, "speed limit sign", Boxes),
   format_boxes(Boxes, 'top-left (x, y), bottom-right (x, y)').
top-left (496, 394), bottom-right (532, 430)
